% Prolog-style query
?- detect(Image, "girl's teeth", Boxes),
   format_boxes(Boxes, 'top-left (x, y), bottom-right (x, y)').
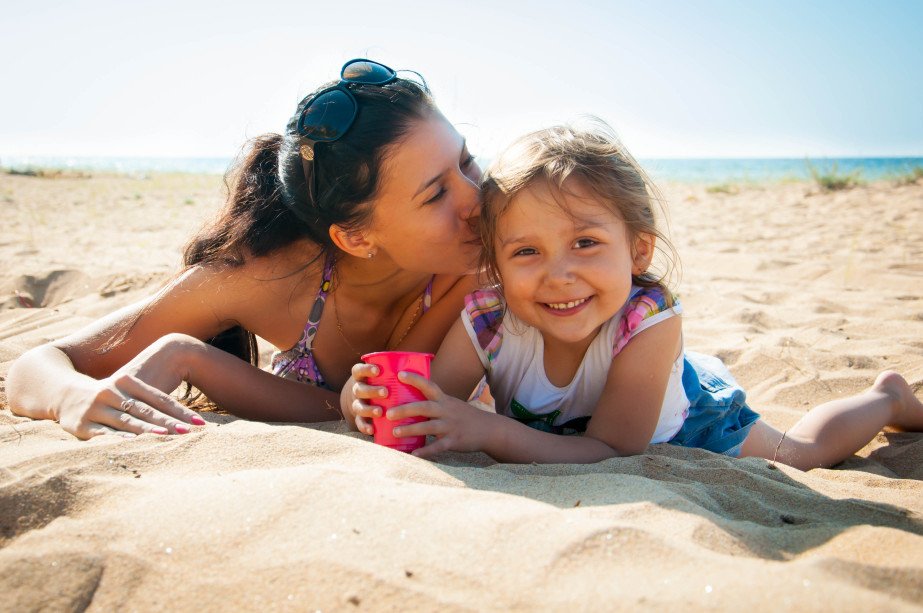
top-left (547, 298), bottom-right (587, 310)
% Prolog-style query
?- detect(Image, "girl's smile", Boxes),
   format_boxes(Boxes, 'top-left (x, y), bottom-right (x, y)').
top-left (541, 296), bottom-right (593, 315)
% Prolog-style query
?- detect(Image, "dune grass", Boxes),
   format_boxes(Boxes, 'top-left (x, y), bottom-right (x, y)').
top-left (806, 160), bottom-right (862, 191)
top-left (3, 166), bottom-right (92, 179)
top-left (893, 165), bottom-right (923, 186)
top-left (705, 182), bottom-right (740, 195)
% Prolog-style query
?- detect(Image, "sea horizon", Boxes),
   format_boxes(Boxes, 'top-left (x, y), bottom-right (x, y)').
top-left (3, 154), bottom-right (922, 184)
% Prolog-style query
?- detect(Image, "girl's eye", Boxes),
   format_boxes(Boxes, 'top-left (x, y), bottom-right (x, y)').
top-left (513, 247), bottom-right (537, 257)
top-left (462, 153), bottom-right (475, 168)
top-left (575, 238), bottom-right (598, 249)
top-left (424, 187), bottom-right (447, 204)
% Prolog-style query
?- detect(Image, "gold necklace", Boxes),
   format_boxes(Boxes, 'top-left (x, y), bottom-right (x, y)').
top-left (332, 292), bottom-right (423, 357)
top-left (332, 293), bottom-right (363, 358)
top-left (389, 294), bottom-right (423, 349)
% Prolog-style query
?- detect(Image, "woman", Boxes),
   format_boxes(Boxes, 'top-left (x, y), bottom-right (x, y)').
top-left (7, 59), bottom-right (482, 440)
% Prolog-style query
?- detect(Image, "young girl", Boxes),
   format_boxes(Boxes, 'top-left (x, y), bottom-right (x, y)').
top-left (346, 122), bottom-right (923, 469)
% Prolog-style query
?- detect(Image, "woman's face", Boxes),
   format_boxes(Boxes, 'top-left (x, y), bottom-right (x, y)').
top-left (365, 112), bottom-right (481, 275)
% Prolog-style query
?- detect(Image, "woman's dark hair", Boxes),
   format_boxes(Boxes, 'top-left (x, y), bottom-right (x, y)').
top-left (183, 73), bottom-right (436, 366)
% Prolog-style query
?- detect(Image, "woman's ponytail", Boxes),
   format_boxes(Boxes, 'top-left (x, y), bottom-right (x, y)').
top-left (182, 133), bottom-right (312, 367)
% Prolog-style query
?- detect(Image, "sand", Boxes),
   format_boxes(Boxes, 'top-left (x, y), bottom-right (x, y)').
top-left (1, 171), bottom-right (922, 611)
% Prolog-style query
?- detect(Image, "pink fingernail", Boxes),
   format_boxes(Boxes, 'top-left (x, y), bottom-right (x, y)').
top-left (152, 427), bottom-right (168, 435)
top-left (175, 424), bottom-right (190, 434)
top-left (190, 415), bottom-right (206, 426)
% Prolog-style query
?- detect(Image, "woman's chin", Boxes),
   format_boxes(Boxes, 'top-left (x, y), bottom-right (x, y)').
top-left (439, 251), bottom-right (481, 276)
top-left (445, 264), bottom-right (480, 277)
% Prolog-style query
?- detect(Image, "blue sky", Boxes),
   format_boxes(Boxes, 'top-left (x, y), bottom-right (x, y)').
top-left (1, 0), bottom-right (921, 159)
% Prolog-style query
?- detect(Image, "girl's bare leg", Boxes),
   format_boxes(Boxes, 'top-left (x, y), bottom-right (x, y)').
top-left (739, 371), bottom-right (923, 470)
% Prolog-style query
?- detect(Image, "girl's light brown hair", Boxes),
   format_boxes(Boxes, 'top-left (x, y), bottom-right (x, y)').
top-left (479, 118), bottom-right (679, 299)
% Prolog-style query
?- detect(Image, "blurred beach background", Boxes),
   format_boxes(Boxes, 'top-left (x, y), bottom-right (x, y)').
top-left (2, 0), bottom-right (922, 179)
top-left (2, 1), bottom-right (923, 611)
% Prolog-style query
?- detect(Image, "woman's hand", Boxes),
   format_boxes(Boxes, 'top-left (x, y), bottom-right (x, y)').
top-left (342, 362), bottom-right (389, 435)
top-left (56, 334), bottom-right (206, 440)
top-left (383, 371), bottom-right (496, 458)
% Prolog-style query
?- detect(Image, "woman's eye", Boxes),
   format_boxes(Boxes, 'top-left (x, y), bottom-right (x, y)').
top-left (424, 187), bottom-right (447, 204)
top-left (462, 154), bottom-right (480, 179)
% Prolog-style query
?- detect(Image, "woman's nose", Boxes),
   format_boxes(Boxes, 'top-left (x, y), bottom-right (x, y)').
top-left (458, 174), bottom-right (480, 222)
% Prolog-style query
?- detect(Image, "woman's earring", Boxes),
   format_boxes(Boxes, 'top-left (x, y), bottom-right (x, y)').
top-left (367, 251), bottom-right (375, 259)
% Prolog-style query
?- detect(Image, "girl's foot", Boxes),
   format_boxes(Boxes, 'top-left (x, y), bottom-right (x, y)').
top-left (874, 371), bottom-right (923, 431)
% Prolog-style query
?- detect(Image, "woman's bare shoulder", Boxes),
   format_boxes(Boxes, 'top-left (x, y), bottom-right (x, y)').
top-left (190, 241), bottom-right (326, 329)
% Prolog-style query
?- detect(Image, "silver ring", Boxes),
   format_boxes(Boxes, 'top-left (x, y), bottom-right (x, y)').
top-left (119, 398), bottom-right (136, 413)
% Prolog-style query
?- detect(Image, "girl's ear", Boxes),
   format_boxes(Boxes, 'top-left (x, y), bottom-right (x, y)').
top-left (329, 224), bottom-right (376, 259)
top-left (632, 232), bottom-right (656, 276)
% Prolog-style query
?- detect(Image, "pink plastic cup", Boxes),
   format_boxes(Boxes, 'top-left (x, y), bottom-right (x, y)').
top-left (361, 351), bottom-right (434, 453)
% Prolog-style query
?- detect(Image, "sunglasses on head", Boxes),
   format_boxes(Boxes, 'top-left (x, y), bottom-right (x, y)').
top-left (297, 59), bottom-right (397, 199)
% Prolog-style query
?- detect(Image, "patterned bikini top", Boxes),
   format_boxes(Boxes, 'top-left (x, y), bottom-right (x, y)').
top-left (270, 252), bottom-right (434, 389)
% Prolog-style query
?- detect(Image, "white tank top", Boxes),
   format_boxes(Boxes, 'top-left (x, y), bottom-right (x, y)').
top-left (461, 287), bottom-right (688, 444)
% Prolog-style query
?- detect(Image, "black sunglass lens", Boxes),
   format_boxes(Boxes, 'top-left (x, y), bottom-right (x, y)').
top-left (299, 89), bottom-right (356, 140)
top-left (341, 60), bottom-right (396, 85)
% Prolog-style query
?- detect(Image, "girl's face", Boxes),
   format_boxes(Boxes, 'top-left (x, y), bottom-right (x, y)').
top-left (494, 179), bottom-right (651, 348)
top-left (364, 112), bottom-right (481, 275)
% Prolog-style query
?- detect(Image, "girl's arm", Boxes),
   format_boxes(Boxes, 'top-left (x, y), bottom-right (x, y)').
top-left (7, 265), bottom-right (341, 439)
top-left (390, 314), bottom-right (683, 463)
top-left (429, 316), bottom-right (489, 400)
top-left (582, 314), bottom-right (682, 456)
top-left (390, 382), bottom-right (621, 462)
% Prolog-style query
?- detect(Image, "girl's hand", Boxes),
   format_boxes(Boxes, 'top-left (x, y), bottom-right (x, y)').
top-left (384, 371), bottom-right (495, 459)
top-left (343, 362), bottom-right (388, 435)
top-left (57, 334), bottom-right (206, 440)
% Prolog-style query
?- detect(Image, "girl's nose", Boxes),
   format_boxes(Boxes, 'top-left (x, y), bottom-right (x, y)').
top-left (546, 255), bottom-right (577, 286)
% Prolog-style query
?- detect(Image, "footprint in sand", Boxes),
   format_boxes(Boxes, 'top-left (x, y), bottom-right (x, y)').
top-left (888, 263), bottom-right (923, 274)
top-left (734, 309), bottom-right (775, 331)
top-left (756, 259), bottom-right (797, 271)
top-left (0, 270), bottom-right (90, 310)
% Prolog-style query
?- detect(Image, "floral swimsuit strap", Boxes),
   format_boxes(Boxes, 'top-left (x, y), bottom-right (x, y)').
top-left (277, 252), bottom-right (336, 387)
top-left (421, 278), bottom-right (434, 311)
top-left (274, 252), bottom-right (434, 388)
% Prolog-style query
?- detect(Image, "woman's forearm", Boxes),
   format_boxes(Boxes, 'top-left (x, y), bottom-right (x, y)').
top-left (9, 336), bottom-right (342, 427)
top-left (184, 340), bottom-right (342, 423)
